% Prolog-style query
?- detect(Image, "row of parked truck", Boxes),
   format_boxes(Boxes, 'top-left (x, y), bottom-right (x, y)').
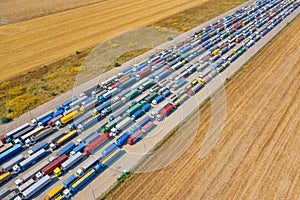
top-left (1, 0), bottom-right (298, 199)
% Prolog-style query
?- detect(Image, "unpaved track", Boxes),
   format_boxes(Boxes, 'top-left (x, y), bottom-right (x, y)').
top-left (0, 0), bottom-right (208, 82)
top-left (107, 16), bottom-right (300, 200)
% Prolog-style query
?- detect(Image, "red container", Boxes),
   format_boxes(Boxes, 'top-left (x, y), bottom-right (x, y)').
top-left (236, 35), bottom-right (245, 43)
top-left (0, 135), bottom-right (6, 143)
top-left (150, 58), bottom-right (163, 66)
top-left (119, 75), bottom-right (130, 83)
top-left (141, 122), bottom-right (153, 133)
top-left (176, 42), bottom-right (184, 49)
top-left (84, 132), bottom-right (109, 155)
top-left (219, 42), bottom-right (229, 49)
top-left (159, 104), bottom-right (174, 117)
top-left (138, 67), bottom-right (151, 78)
top-left (41, 154), bottom-right (68, 175)
top-left (127, 130), bottom-right (143, 145)
top-left (235, 23), bottom-right (242, 30)
top-left (110, 82), bottom-right (121, 89)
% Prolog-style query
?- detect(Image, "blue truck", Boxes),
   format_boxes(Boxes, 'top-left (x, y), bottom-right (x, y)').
top-left (0, 144), bottom-right (23, 163)
top-left (56, 142), bottom-right (76, 157)
top-left (70, 143), bottom-right (86, 156)
top-left (28, 141), bottom-right (49, 155)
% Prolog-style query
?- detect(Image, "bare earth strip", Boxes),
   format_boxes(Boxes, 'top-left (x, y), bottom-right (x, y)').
top-left (106, 16), bottom-right (300, 200)
top-left (0, 0), bottom-right (208, 82)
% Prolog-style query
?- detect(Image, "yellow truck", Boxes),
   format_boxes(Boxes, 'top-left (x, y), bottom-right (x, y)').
top-left (44, 185), bottom-right (63, 200)
top-left (55, 130), bottom-right (77, 146)
top-left (60, 110), bottom-right (79, 125)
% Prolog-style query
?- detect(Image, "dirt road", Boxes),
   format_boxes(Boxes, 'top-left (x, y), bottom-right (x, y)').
top-left (0, 0), bottom-right (209, 82)
top-left (106, 16), bottom-right (300, 200)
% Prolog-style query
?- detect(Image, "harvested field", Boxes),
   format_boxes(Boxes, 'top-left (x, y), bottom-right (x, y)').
top-left (105, 16), bottom-right (300, 200)
top-left (0, 0), bottom-right (210, 82)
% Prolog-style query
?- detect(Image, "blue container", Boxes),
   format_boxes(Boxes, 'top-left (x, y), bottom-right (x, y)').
top-left (137, 116), bottom-right (152, 129)
top-left (132, 110), bottom-right (144, 120)
top-left (162, 53), bottom-right (171, 61)
top-left (71, 143), bottom-right (86, 154)
top-left (53, 109), bottom-right (64, 118)
top-left (62, 98), bottom-right (78, 108)
top-left (31, 142), bottom-right (49, 154)
top-left (141, 104), bottom-right (151, 113)
top-left (152, 95), bottom-right (164, 105)
top-left (155, 70), bottom-right (171, 81)
top-left (162, 90), bottom-right (171, 98)
top-left (180, 45), bottom-right (192, 54)
top-left (135, 61), bottom-right (148, 71)
top-left (116, 133), bottom-right (131, 147)
top-left (56, 142), bottom-right (76, 157)
top-left (39, 115), bottom-right (53, 126)
top-left (0, 144), bottom-right (23, 163)
top-left (63, 174), bottom-right (77, 187)
top-left (102, 143), bottom-right (118, 157)
top-left (121, 67), bottom-right (133, 75)
top-left (95, 100), bottom-right (113, 114)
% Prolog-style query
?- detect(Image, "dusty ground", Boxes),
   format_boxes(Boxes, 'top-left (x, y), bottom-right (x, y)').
top-left (0, 0), bottom-right (210, 82)
top-left (0, 0), bottom-right (105, 24)
top-left (105, 16), bottom-right (300, 200)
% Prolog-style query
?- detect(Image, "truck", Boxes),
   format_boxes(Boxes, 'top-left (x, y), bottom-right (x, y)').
top-left (144, 93), bottom-right (158, 104)
top-left (138, 79), bottom-right (155, 91)
top-left (70, 143), bottom-right (86, 156)
top-left (102, 143), bottom-right (118, 157)
top-left (157, 103), bottom-right (174, 120)
top-left (154, 70), bottom-right (171, 82)
top-left (102, 100), bottom-right (123, 115)
top-left (130, 78), bottom-right (149, 90)
top-left (131, 110), bottom-right (144, 120)
top-left (41, 155), bottom-right (68, 175)
top-left (1, 154), bottom-right (24, 172)
top-left (63, 174), bottom-right (77, 188)
top-left (100, 149), bottom-right (122, 167)
top-left (127, 130), bottom-right (144, 145)
top-left (18, 179), bottom-right (35, 192)
top-left (83, 133), bottom-right (110, 155)
top-left (108, 105), bottom-right (129, 121)
top-left (118, 77), bottom-right (136, 90)
top-left (21, 175), bottom-right (52, 199)
top-left (44, 185), bottom-right (63, 200)
top-left (28, 142), bottom-right (49, 156)
top-left (81, 155), bottom-right (101, 172)
top-left (59, 110), bottom-right (80, 125)
top-left (56, 142), bottom-right (76, 157)
top-left (20, 126), bottom-right (44, 145)
top-left (54, 130), bottom-right (78, 149)
top-left (18, 160), bottom-right (49, 183)
top-left (49, 132), bottom-right (65, 146)
top-left (112, 117), bottom-right (133, 135)
top-left (103, 116), bottom-right (123, 133)
top-left (121, 89), bottom-right (140, 103)
top-left (77, 114), bottom-right (102, 132)
top-left (141, 122), bottom-right (154, 133)
top-left (18, 149), bottom-right (48, 170)
top-left (98, 88), bottom-right (118, 103)
top-left (0, 144), bottom-right (23, 163)
top-left (0, 143), bottom-right (13, 154)
top-left (123, 103), bottom-right (142, 117)
top-left (172, 78), bottom-right (187, 90)
top-left (152, 95), bottom-right (164, 105)
top-left (12, 126), bottom-right (34, 140)
top-left (115, 132), bottom-right (131, 147)
top-left (84, 132), bottom-right (100, 145)
top-left (47, 114), bottom-right (63, 127)
top-left (61, 152), bottom-right (84, 171)
top-left (31, 111), bottom-right (54, 127)
top-left (0, 186), bottom-right (10, 199)
top-left (68, 113), bottom-right (93, 130)
top-left (137, 116), bottom-right (153, 129)
top-left (31, 128), bottom-right (55, 142)
top-left (79, 99), bottom-right (99, 113)
top-left (69, 96), bottom-right (88, 108)
top-left (93, 100), bottom-right (113, 115)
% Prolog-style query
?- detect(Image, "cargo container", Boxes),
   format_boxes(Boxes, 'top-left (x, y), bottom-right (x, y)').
top-left (124, 103), bottom-right (142, 117)
top-left (22, 175), bottom-right (51, 199)
top-left (109, 105), bottom-right (129, 122)
top-left (100, 149), bottom-right (122, 167)
top-left (55, 130), bottom-right (78, 147)
top-left (157, 103), bottom-right (174, 120)
top-left (121, 89), bottom-right (140, 103)
top-left (150, 68), bottom-right (165, 79)
top-left (103, 116), bottom-right (123, 133)
top-left (131, 110), bottom-right (144, 120)
top-left (118, 67), bottom-right (133, 77)
top-left (136, 67), bottom-right (151, 79)
top-left (1, 154), bottom-right (24, 172)
top-left (114, 117), bottom-right (132, 133)
top-left (21, 160), bottom-right (49, 182)
top-left (80, 99), bottom-right (99, 113)
top-left (19, 149), bottom-right (48, 169)
top-left (99, 88), bottom-right (118, 103)
top-left (28, 142), bottom-right (49, 155)
top-left (118, 77), bottom-right (136, 90)
top-left (0, 186), bottom-right (10, 199)
top-left (44, 185), bottom-right (63, 200)
top-left (49, 132), bottom-right (65, 145)
top-left (155, 70), bottom-right (172, 82)
top-left (69, 96), bottom-right (88, 108)
top-left (171, 62), bottom-right (184, 71)
top-left (0, 144), bottom-right (23, 163)
top-left (141, 121), bottom-right (154, 133)
top-left (32, 128), bottom-right (55, 142)
top-left (41, 154), bottom-right (68, 175)
top-left (59, 110), bottom-right (80, 125)
top-left (61, 152), bottom-right (84, 171)
top-left (0, 171), bottom-right (11, 184)
top-left (134, 61), bottom-right (148, 72)
top-left (152, 95), bottom-right (164, 105)
top-left (69, 168), bottom-right (97, 193)
top-left (77, 114), bottom-right (102, 132)
top-left (84, 133), bottom-right (110, 155)
top-left (0, 143), bottom-right (13, 154)
top-left (70, 143), bottom-right (86, 156)
top-left (102, 100), bottom-right (123, 115)
top-left (31, 111), bottom-right (54, 127)
top-left (20, 126), bottom-right (44, 143)
top-left (56, 142), bottom-right (76, 157)
top-left (93, 100), bottom-right (113, 115)
top-left (18, 179), bottom-right (35, 193)
top-left (127, 130), bottom-right (144, 145)
top-left (172, 78), bottom-right (187, 90)
top-left (63, 174), bottom-right (77, 187)
top-left (115, 132), bottom-right (131, 147)
top-left (68, 113), bottom-right (93, 130)
top-left (81, 155), bottom-right (101, 172)
top-left (12, 126), bottom-right (34, 140)
top-left (47, 115), bottom-right (63, 127)
top-left (84, 132), bottom-right (100, 145)
top-left (102, 143), bottom-right (118, 157)
top-left (139, 79), bottom-right (155, 91)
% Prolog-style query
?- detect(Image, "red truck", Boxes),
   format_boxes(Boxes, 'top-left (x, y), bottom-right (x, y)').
top-left (41, 154), bottom-right (68, 175)
top-left (127, 130), bottom-right (144, 145)
top-left (84, 132), bottom-right (109, 155)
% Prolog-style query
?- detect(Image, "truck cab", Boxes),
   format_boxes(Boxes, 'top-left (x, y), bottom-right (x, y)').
top-left (15, 178), bottom-right (23, 186)
top-left (50, 143), bottom-right (57, 150)
top-left (25, 139), bottom-right (35, 147)
top-left (54, 167), bottom-right (62, 177)
top-left (76, 168), bottom-right (84, 177)
top-left (13, 165), bottom-right (21, 174)
top-left (63, 189), bottom-right (72, 198)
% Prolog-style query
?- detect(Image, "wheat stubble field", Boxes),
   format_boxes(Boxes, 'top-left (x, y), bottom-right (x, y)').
top-left (106, 16), bottom-right (300, 200)
top-left (0, 0), bottom-right (211, 82)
